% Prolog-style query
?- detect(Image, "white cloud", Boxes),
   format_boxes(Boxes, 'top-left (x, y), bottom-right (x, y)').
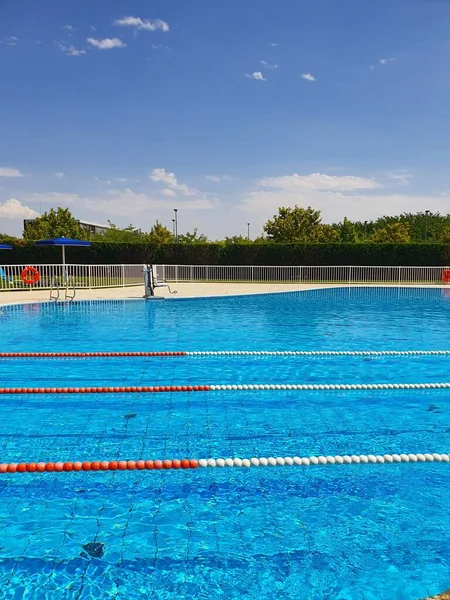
top-left (388, 170), bottom-right (412, 185)
top-left (246, 72), bottom-right (266, 81)
top-left (255, 172), bottom-right (380, 193)
top-left (94, 176), bottom-right (112, 185)
top-left (271, 42), bottom-right (278, 47)
top-left (113, 177), bottom-right (140, 183)
top-left (1, 36), bottom-right (18, 46)
top-left (0, 199), bottom-right (39, 220)
top-left (55, 172), bottom-right (65, 178)
top-left (0, 167), bottom-right (24, 178)
top-left (161, 188), bottom-right (177, 196)
top-left (63, 25), bottom-right (76, 32)
top-left (114, 16), bottom-right (170, 33)
top-left (205, 175), bottom-right (221, 182)
top-left (87, 38), bottom-right (126, 50)
top-left (302, 73), bottom-right (316, 82)
top-left (150, 168), bottom-right (196, 196)
top-left (380, 58), bottom-right (395, 65)
top-left (59, 44), bottom-right (86, 56)
top-left (261, 60), bottom-right (278, 69)
top-left (239, 170), bottom-right (450, 228)
top-left (90, 25), bottom-right (97, 32)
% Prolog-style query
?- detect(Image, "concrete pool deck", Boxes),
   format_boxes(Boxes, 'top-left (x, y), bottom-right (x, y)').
top-left (0, 282), bottom-right (449, 305)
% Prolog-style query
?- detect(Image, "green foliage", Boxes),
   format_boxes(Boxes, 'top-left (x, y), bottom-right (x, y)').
top-left (369, 222), bottom-right (411, 243)
top-left (91, 221), bottom-right (143, 243)
top-left (147, 221), bottom-right (172, 244)
top-left (335, 217), bottom-right (359, 243)
top-left (177, 229), bottom-right (209, 244)
top-left (221, 235), bottom-right (252, 244)
top-left (23, 207), bottom-right (86, 241)
top-left (264, 205), bottom-right (324, 242)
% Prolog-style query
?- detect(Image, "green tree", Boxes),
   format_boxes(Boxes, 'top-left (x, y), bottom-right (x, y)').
top-left (369, 222), bottom-right (411, 243)
top-left (263, 205), bottom-right (325, 242)
top-left (221, 235), bottom-right (252, 244)
top-left (439, 225), bottom-right (450, 244)
top-left (335, 217), bottom-right (359, 243)
top-left (316, 224), bottom-right (340, 243)
top-left (23, 207), bottom-right (86, 240)
top-left (91, 221), bottom-right (143, 243)
top-left (147, 220), bottom-right (173, 244)
top-left (177, 229), bottom-right (209, 244)
top-left (0, 233), bottom-right (20, 245)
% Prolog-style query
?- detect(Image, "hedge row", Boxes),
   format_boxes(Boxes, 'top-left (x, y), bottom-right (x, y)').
top-left (1, 242), bottom-right (450, 266)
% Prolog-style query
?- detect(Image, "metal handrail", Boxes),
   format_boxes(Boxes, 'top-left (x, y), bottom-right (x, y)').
top-left (65, 275), bottom-right (76, 302)
top-left (49, 277), bottom-right (60, 302)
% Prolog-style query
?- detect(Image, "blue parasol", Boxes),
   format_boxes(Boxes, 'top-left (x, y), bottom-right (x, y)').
top-left (0, 244), bottom-right (12, 250)
top-left (35, 237), bottom-right (91, 265)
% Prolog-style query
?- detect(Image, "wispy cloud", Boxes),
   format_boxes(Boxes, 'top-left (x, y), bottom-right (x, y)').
top-left (271, 42), bottom-right (278, 47)
top-left (94, 176), bottom-right (112, 185)
top-left (1, 36), bottom-right (18, 46)
top-left (301, 73), bottom-right (316, 82)
top-left (380, 57), bottom-right (395, 65)
top-left (246, 72), bottom-right (266, 81)
top-left (87, 37), bottom-right (126, 50)
top-left (0, 199), bottom-right (39, 219)
top-left (0, 167), bottom-right (24, 178)
top-left (63, 25), bottom-right (76, 32)
top-left (114, 16), bottom-right (170, 33)
top-left (59, 44), bottom-right (86, 56)
top-left (388, 170), bottom-right (412, 185)
top-left (261, 60), bottom-right (278, 70)
top-left (90, 25), bottom-right (97, 32)
top-left (205, 174), bottom-right (232, 182)
top-left (113, 177), bottom-right (140, 183)
top-left (150, 168), bottom-right (195, 196)
top-left (55, 172), bottom-right (65, 178)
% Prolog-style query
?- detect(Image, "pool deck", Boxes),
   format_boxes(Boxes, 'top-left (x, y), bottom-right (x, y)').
top-left (0, 282), bottom-right (448, 305)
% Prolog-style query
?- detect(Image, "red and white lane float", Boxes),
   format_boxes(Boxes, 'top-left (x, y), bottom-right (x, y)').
top-left (0, 453), bottom-right (449, 475)
top-left (0, 382), bottom-right (450, 394)
top-left (1, 349), bottom-right (450, 358)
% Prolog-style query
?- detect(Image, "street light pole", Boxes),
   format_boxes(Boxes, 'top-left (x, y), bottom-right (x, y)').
top-left (174, 209), bottom-right (178, 242)
top-left (172, 219), bottom-right (175, 241)
top-left (425, 210), bottom-right (430, 241)
top-left (247, 222), bottom-right (250, 241)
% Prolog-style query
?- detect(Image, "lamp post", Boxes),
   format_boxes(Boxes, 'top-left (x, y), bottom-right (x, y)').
top-left (172, 219), bottom-right (176, 241)
top-left (425, 210), bottom-right (430, 241)
top-left (173, 209), bottom-right (178, 242)
top-left (247, 222), bottom-right (250, 241)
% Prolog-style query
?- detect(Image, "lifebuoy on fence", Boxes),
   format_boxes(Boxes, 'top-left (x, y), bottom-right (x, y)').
top-left (20, 266), bottom-right (40, 286)
top-left (442, 270), bottom-right (450, 284)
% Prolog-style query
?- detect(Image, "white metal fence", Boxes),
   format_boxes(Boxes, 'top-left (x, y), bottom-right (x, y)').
top-left (0, 264), bottom-right (144, 291)
top-left (154, 265), bottom-right (450, 285)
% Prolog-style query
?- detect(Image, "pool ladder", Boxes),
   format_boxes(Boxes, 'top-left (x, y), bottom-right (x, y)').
top-left (49, 276), bottom-right (76, 302)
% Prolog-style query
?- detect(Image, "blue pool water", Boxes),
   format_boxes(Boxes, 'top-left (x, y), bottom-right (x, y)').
top-left (0, 287), bottom-right (449, 599)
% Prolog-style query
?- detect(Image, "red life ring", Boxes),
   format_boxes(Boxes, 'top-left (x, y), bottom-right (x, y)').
top-left (21, 266), bottom-right (40, 285)
top-left (442, 269), bottom-right (450, 284)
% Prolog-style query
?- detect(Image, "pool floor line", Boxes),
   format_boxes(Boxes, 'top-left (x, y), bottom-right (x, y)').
top-left (1, 381), bottom-right (450, 394)
top-left (1, 452), bottom-right (449, 474)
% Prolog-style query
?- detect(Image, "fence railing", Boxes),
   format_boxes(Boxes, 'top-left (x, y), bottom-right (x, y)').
top-left (0, 264), bottom-right (144, 291)
top-left (154, 265), bottom-right (450, 285)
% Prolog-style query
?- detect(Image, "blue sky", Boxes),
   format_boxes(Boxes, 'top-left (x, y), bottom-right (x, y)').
top-left (1, 0), bottom-right (450, 238)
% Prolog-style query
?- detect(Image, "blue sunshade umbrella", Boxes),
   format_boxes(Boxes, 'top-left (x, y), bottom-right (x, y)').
top-left (0, 244), bottom-right (12, 250)
top-left (35, 237), bottom-right (91, 265)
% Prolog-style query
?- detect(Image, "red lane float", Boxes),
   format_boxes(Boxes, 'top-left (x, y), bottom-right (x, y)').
top-left (0, 458), bottom-right (199, 474)
top-left (0, 385), bottom-right (210, 395)
top-left (0, 351), bottom-right (187, 358)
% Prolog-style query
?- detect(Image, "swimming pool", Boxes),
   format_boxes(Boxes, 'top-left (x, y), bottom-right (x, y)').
top-left (0, 287), bottom-right (449, 599)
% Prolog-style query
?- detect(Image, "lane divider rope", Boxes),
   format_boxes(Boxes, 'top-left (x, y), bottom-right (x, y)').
top-left (0, 382), bottom-right (450, 394)
top-left (1, 453), bottom-right (449, 474)
top-left (1, 350), bottom-right (450, 359)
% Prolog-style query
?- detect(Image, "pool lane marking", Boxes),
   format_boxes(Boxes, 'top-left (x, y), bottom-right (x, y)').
top-left (1, 453), bottom-right (449, 474)
top-left (1, 350), bottom-right (450, 358)
top-left (1, 382), bottom-right (450, 394)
